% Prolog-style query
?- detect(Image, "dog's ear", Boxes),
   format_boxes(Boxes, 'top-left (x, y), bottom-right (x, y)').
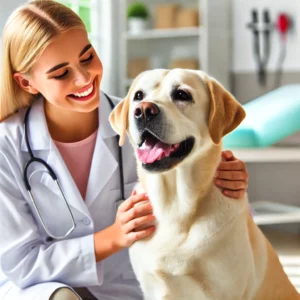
top-left (109, 96), bottom-right (130, 146)
top-left (206, 77), bottom-right (246, 144)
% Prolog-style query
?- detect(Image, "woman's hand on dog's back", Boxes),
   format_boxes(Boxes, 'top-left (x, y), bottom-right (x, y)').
top-left (214, 150), bottom-right (248, 199)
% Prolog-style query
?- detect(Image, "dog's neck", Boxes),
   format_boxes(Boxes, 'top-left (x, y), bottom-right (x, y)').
top-left (138, 143), bottom-right (222, 230)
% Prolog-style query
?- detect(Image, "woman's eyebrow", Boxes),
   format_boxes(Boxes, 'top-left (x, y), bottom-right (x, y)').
top-left (79, 43), bottom-right (92, 57)
top-left (46, 62), bottom-right (69, 74)
top-left (46, 44), bottom-right (92, 74)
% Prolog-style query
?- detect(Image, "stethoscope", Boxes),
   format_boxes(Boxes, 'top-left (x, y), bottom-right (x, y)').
top-left (23, 93), bottom-right (124, 240)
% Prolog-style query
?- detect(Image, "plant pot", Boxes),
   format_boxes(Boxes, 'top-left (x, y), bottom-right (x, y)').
top-left (128, 17), bottom-right (147, 34)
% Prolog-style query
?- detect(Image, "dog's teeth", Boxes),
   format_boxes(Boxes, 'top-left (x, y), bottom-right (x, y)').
top-left (139, 141), bottom-right (147, 149)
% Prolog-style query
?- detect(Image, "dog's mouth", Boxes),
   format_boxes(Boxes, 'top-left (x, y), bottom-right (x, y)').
top-left (137, 131), bottom-right (195, 172)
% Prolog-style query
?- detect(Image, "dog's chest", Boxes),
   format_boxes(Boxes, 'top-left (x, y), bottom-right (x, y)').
top-left (129, 191), bottom-right (253, 300)
top-left (130, 228), bottom-right (197, 276)
top-left (129, 232), bottom-right (208, 300)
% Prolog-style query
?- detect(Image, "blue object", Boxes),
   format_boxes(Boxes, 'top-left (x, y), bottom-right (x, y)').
top-left (223, 84), bottom-right (300, 148)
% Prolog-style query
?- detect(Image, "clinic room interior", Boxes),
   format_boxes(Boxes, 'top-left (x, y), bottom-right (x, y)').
top-left (1, 0), bottom-right (300, 294)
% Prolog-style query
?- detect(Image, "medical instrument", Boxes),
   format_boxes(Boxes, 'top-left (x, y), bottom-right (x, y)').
top-left (247, 9), bottom-right (272, 85)
top-left (275, 13), bottom-right (291, 88)
top-left (23, 93), bottom-right (124, 240)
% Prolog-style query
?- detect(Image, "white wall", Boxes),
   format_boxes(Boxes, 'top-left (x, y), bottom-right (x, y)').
top-left (0, 0), bottom-right (24, 30)
top-left (232, 0), bottom-right (300, 72)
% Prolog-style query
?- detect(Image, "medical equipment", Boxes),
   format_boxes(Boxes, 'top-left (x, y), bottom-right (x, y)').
top-left (275, 13), bottom-right (291, 88)
top-left (247, 9), bottom-right (272, 85)
top-left (247, 9), bottom-right (292, 87)
top-left (223, 84), bottom-right (300, 148)
top-left (23, 94), bottom-right (124, 240)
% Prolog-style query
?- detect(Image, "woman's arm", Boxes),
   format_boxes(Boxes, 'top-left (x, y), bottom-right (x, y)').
top-left (214, 150), bottom-right (248, 199)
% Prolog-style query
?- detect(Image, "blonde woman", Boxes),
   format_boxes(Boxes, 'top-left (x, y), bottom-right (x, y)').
top-left (0, 1), bottom-right (249, 299)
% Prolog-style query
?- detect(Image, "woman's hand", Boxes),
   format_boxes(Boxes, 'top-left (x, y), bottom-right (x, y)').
top-left (94, 191), bottom-right (155, 262)
top-left (214, 150), bottom-right (248, 199)
top-left (112, 191), bottom-right (156, 249)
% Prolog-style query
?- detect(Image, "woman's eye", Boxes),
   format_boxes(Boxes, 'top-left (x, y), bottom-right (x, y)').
top-left (81, 53), bottom-right (94, 63)
top-left (172, 89), bottom-right (192, 102)
top-left (134, 91), bottom-right (144, 101)
top-left (53, 70), bottom-right (69, 80)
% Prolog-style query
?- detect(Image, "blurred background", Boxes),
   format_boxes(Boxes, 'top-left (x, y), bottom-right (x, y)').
top-left (1, 0), bottom-right (300, 290)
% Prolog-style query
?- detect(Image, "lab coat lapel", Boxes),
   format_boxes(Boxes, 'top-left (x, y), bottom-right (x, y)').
top-left (21, 98), bottom-right (90, 216)
top-left (85, 92), bottom-right (118, 207)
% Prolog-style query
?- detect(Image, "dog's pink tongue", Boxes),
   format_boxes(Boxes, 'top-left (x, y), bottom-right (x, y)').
top-left (137, 136), bottom-right (172, 164)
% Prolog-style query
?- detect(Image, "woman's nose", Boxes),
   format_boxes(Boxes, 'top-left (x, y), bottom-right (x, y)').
top-left (74, 67), bottom-right (91, 87)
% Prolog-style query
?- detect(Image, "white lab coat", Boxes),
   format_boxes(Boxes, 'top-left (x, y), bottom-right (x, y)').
top-left (0, 92), bottom-right (143, 300)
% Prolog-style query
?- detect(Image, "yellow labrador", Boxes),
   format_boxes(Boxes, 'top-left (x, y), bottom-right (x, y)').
top-left (109, 69), bottom-right (299, 300)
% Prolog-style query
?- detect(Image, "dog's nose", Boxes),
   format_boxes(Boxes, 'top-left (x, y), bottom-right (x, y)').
top-left (134, 102), bottom-right (160, 122)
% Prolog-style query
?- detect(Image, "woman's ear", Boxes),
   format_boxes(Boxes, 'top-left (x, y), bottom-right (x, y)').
top-left (13, 73), bottom-right (39, 94)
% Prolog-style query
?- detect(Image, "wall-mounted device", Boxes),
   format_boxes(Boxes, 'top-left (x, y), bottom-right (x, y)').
top-left (275, 13), bottom-right (291, 87)
top-left (247, 9), bottom-right (273, 85)
top-left (247, 9), bottom-right (292, 87)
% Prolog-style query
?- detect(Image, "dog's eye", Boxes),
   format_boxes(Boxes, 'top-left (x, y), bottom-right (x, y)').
top-left (172, 90), bottom-right (192, 102)
top-left (134, 91), bottom-right (144, 101)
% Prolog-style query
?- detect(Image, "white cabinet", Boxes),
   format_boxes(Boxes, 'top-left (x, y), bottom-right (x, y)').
top-left (118, 0), bottom-right (232, 97)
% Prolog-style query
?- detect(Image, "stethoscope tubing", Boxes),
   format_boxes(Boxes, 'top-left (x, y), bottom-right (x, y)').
top-left (23, 94), bottom-right (124, 240)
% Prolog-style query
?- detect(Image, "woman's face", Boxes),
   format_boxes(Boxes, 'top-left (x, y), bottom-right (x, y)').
top-left (24, 28), bottom-right (103, 113)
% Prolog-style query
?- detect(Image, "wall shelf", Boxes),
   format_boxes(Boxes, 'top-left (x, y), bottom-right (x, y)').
top-left (118, 0), bottom-right (232, 96)
top-left (231, 147), bottom-right (300, 163)
top-left (124, 27), bottom-right (203, 40)
top-left (251, 201), bottom-right (300, 225)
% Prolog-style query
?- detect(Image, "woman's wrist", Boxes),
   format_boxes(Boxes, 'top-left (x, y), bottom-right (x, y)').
top-left (93, 224), bottom-right (123, 262)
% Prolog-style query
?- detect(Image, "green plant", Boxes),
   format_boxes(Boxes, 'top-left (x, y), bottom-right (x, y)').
top-left (127, 1), bottom-right (149, 19)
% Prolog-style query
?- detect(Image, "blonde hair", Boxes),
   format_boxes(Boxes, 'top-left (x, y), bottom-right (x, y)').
top-left (0, 0), bottom-right (86, 121)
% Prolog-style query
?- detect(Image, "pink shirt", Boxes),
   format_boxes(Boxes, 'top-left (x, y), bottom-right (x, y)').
top-left (54, 130), bottom-right (98, 200)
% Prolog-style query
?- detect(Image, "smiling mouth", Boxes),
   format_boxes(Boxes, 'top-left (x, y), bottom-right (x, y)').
top-left (137, 131), bottom-right (195, 172)
top-left (67, 78), bottom-right (96, 101)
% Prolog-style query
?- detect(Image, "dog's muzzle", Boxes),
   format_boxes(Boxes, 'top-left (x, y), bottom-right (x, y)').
top-left (133, 102), bottom-right (195, 173)
top-left (134, 102), bottom-right (160, 125)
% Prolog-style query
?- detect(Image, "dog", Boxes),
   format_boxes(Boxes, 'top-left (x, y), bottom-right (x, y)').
top-left (109, 69), bottom-right (300, 300)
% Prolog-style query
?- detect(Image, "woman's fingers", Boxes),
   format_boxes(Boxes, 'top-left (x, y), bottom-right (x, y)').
top-left (124, 214), bottom-right (156, 233)
top-left (217, 159), bottom-right (246, 171)
top-left (222, 189), bottom-right (245, 199)
top-left (221, 150), bottom-right (235, 161)
top-left (214, 178), bottom-right (247, 190)
top-left (118, 193), bottom-right (149, 213)
top-left (127, 226), bottom-right (156, 244)
top-left (119, 201), bottom-right (153, 225)
top-left (215, 170), bottom-right (248, 182)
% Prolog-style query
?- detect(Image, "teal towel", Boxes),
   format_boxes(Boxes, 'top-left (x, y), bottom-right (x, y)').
top-left (223, 84), bottom-right (300, 148)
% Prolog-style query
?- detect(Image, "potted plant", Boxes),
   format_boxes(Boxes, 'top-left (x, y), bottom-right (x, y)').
top-left (127, 1), bottom-right (149, 34)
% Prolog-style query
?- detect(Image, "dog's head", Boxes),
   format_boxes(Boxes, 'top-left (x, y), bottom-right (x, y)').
top-left (109, 69), bottom-right (245, 173)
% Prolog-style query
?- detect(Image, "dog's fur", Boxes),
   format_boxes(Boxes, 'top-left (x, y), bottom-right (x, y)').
top-left (109, 69), bottom-right (300, 300)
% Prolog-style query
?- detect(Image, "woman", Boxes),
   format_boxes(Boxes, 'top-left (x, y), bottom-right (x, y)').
top-left (0, 1), bottom-right (249, 299)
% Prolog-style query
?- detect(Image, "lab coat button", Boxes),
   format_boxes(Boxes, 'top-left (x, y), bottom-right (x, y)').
top-left (82, 217), bottom-right (91, 225)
